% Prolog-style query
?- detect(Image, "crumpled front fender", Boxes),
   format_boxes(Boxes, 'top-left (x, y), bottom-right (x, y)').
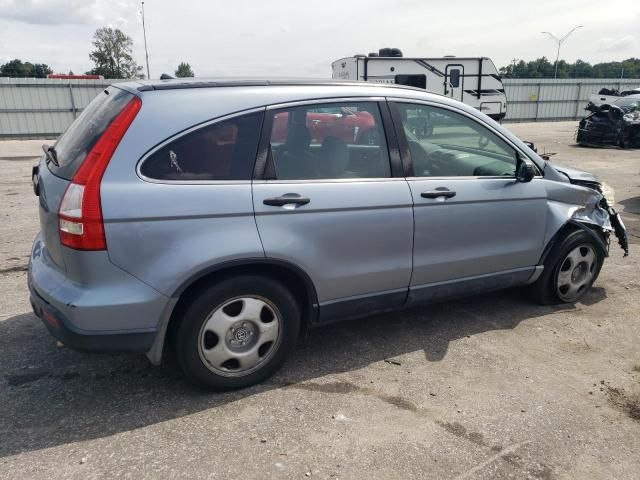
top-left (543, 180), bottom-right (628, 258)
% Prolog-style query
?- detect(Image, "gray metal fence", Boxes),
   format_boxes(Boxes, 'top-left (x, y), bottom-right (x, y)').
top-left (2, 77), bottom-right (640, 139)
top-left (503, 78), bottom-right (640, 123)
top-left (0, 77), bottom-right (122, 139)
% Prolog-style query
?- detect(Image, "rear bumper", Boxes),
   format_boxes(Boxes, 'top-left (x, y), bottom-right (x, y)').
top-left (28, 233), bottom-right (167, 353)
top-left (29, 285), bottom-right (155, 352)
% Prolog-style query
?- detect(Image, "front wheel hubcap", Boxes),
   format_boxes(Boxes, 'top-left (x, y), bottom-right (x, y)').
top-left (556, 244), bottom-right (597, 302)
top-left (198, 296), bottom-right (281, 377)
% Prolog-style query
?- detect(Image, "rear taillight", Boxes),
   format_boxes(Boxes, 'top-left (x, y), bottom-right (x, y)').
top-left (59, 96), bottom-right (141, 250)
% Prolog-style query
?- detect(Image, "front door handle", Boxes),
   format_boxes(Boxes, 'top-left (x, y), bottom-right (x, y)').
top-left (263, 193), bottom-right (310, 207)
top-left (421, 189), bottom-right (456, 199)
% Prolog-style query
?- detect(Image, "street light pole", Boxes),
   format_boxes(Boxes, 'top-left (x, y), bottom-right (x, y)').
top-left (541, 25), bottom-right (583, 79)
top-left (141, 1), bottom-right (151, 79)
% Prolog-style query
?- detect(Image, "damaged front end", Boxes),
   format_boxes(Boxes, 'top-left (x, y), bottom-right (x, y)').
top-left (576, 96), bottom-right (640, 148)
top-left (552, 168), bottom-right (629, 257)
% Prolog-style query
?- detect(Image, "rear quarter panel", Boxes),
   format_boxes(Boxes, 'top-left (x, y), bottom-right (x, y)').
top-left (102, 181), bottom-right (263, 297)
top-left (100, 91), bottom-right (265, 297)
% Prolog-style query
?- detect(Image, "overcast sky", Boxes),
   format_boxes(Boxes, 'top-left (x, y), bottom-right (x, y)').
top-left (0, 0), bottom-right (638, 78)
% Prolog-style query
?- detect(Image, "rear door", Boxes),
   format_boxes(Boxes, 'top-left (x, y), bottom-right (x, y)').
top-left (252, 99), bottom-right (413, 322)
top-left (389, 100), bottom-right (548, 304)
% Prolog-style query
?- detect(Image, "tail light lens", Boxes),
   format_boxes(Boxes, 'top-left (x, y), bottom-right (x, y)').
top-left (59, 96), bottom-right (141, 250)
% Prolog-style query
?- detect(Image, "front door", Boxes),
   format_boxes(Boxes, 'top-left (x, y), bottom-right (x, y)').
top-left (445, 64), bottom-right (464, 102)
top-left (253, 100), bottom-right (413, 322)
top-left (390, 101), bottom-right (548, 304)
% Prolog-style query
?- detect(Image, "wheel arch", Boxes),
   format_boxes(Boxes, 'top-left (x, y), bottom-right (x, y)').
top-left (538, 219), bottom-right (609, 267)
top-left (146, 258), bottom-right (319, 365)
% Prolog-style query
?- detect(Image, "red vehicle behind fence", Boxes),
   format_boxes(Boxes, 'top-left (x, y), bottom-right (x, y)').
top-left (272, 106), bottom-right (376, 145)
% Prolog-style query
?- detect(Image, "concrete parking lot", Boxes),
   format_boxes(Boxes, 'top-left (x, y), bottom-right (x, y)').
top-left (0, 122), bottom-right (638, 479)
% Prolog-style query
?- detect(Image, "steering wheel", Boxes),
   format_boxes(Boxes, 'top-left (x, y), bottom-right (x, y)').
top-left (408, 141), bottom-right (451, 176)
top-left (428, 150), bottom-right (455, 175)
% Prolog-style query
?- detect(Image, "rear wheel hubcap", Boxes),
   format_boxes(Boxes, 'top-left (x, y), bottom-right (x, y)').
top-left (198, 296), bottom-right (281, 377)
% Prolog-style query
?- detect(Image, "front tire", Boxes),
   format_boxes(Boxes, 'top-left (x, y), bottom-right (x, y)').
top-left (530, 230), bottom-right (605, 305)
top-left (174, 275), bottom-right (301, 390)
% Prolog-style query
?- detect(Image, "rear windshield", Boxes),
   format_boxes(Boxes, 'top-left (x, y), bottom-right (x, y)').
top-left (49, 86), bottom-right (135, 179)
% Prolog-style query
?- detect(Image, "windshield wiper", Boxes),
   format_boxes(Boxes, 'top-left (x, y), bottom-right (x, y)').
top-left (42, 144), bottom-right (59, 167)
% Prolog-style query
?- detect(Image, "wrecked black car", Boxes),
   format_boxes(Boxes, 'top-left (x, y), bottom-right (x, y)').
top-left (577, 96), bottom-right (640, 148)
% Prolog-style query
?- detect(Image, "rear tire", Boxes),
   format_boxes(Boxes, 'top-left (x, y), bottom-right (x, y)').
top-left (530, 230), bottom-right (605, 305)
top-left (174, 275), bottom-right (301, 390)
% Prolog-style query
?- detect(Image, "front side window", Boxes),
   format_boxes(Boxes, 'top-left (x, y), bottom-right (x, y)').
top-left (267, 102), bottom-right (391, 180)
top-left (395, 103), bottom-right (517, 177)
top-left (140, 111), bottom-right (263, 181)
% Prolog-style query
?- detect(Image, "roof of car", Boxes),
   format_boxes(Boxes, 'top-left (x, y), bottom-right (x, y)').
top-left (124, 77), bottom-right (426, 93)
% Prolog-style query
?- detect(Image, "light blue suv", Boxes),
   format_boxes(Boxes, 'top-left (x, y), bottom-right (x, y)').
top-left (29, 79), bottom-right (628, 389)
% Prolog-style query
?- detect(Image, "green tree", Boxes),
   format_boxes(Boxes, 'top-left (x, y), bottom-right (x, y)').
top-left (572, 60), bottom-right (593, 78)
top-left (86, 27), bottom-right (142, 79)
top-left (175, 62), bottom-right (194, 77)
top-left (0, 59), bottom-right (52, 78)
top-left (500, 57), bottom-right (640, 79)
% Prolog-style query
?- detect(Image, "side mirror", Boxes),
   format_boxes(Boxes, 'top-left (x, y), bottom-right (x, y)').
top-left (516, 156), bottom-right (535, 182)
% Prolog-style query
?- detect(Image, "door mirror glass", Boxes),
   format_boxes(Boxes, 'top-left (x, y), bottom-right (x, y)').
top-left (516, 156), bottom-right (535, 182)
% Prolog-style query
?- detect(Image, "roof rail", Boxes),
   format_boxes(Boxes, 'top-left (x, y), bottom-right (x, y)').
top-left (135, 78), bottom-right (429, 92)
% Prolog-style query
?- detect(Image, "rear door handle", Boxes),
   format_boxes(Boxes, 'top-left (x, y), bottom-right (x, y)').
top-left (421, 189), bottom-right (456, 199)
top-left (263, 193), bottom-right (310, 207)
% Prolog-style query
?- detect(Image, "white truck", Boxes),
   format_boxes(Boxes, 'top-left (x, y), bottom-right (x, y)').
top-left (332, 48), bottom-right (507, 121)
top-left (586, 87), bottom-right (640, 111)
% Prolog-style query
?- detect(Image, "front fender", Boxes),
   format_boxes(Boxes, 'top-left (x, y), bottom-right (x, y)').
top-left (538, 178), bottom-right (619, 268)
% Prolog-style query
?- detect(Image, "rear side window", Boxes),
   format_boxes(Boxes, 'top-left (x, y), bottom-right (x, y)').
top-left (140, 112), bottom-right (263, 181)
top-left (51, 87), bottom-right (135, 179)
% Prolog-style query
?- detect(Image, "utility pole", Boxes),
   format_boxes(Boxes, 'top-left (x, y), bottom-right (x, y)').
top-left (541, 26), bottom-right (583, 79)
top-left (141, 1), bottom-right (151, 79)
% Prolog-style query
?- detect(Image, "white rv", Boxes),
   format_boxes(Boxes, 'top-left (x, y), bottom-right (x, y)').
top-left (332, 48), bottom-right (507, 121)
